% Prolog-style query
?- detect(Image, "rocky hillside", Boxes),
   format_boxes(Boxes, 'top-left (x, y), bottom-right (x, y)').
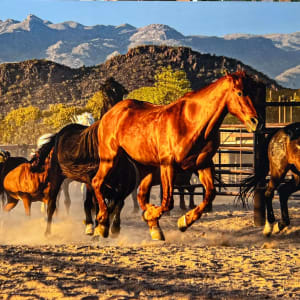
top-left (0, 15), bottom-right (299, 88)
top-left (0, 45), bottom-right (281, 115)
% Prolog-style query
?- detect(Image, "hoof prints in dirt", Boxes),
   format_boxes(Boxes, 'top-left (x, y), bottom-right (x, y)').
top-left (0, 244), bottom-right (299, 299)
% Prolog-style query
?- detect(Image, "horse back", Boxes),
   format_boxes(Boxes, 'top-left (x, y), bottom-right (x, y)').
top-left (268, 125), bottom-right (300, 172)
top-left (3, 161), bottom-right (48, 195)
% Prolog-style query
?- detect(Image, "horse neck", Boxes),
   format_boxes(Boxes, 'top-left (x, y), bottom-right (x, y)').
top-left (184, 79), bottom-right (230, 139)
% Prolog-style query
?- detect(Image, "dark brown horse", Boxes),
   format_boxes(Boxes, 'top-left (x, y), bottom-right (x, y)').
top-left (92, 71), bottom-right (259, 240)
top-left (31, 123), bottom-right (138, 236)
top-left (241, 122), bottom-right (300, 236)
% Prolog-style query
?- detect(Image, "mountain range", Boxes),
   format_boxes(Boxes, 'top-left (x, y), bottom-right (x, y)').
top-left (0, 15), bottom-right (299, 88)
top-left (0, 45), bottom-right (280, 114)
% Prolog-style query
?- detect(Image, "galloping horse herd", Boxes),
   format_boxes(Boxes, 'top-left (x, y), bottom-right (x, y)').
top-left (0, 71), bottom-right (299, 241)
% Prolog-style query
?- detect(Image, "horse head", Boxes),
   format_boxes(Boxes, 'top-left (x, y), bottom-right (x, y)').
top-left (0, 149), bottom-right (10, 165)
top-left (102, 77), bottom-right (128, 104)
top-left (225, 71), bottom-right (259, 133)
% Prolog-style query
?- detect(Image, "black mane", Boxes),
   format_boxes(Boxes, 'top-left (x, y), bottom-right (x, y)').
top-left (283, 122), bottom-right (300, 141)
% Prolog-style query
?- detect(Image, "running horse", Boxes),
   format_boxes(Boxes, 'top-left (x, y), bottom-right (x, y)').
top-left (0, 147), bottom-right (53, 216)
top-left (92, 70), bottom-right (259, 240)
top-left (38, 112), bottom-right (95, 215)
top-left (241, 122), bottom-right (300, 236)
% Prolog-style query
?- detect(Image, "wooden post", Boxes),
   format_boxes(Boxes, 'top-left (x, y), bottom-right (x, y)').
top-left (246, 77), bottom-right (266, 226)
top-left (253, 135), bottom-right (266, 226)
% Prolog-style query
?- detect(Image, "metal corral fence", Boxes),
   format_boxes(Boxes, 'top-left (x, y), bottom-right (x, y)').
top-left (172, 124), bottom-right (255, 200)
top-left (173, 123), bottom-right (299, 199)
top-left (172, 99), bottom-right (300, 215)
top-left (0, 144), bottom-right (35, 159)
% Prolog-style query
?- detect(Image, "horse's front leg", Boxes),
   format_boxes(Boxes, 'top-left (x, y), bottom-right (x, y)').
top-left (143, 166), bottom-right (174, 240)
top-left (178, 166), bottom-right (216, 232)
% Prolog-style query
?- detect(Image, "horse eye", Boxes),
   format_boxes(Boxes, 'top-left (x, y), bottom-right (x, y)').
top-left (237, 92), bottom-right (243, 97)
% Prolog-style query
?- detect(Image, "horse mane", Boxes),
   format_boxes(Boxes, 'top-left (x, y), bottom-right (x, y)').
top-left (283, 122), bottom-right (300, 141)
top-left (76, 122), bottom-right (100, 162)
top-left (52, 122), bottom-right (100, 177)
top-left (30, 134), bottom-right (56, 173)
top-left (178, 72), bottom-right (246, 103)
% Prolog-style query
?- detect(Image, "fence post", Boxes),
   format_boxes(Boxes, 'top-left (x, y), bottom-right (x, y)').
top-left (252, 80), bottom-right (266, 226)
top-left (253, 133), bottom-right (266, 226)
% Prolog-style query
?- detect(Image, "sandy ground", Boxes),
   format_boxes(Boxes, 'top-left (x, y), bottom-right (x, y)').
top-left (0, 183), bottom-right (299, 300)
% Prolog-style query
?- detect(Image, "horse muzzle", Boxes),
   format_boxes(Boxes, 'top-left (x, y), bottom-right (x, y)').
top-left (245, 117), bottom-right (259, 133)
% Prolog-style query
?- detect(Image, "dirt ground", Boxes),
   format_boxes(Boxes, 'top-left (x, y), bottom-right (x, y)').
top-left (0, 183), bottom-right (299, 300)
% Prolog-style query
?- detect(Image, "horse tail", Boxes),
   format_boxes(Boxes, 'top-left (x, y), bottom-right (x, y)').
top-left (30, 134), bottom-right (57, 172)
top-left (238, 131), bottom-right (275, 204)
top-left (0, 151), bottom-right (11, 205)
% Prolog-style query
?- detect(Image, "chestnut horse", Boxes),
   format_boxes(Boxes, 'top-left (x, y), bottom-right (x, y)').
top-left (241, 122), bottom-right (300, 236)
top-left (0, 148), bottom-right (53, 216)
top-left (92, 71), bottom-right (259, 240)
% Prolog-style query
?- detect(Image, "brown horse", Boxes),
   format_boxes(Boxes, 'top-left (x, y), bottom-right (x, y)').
top-left (241, 122), bottom-right (300, 236)
top-left (91, 71), bottom-right (259, 240)
top-left (0, 150), bottom-right (52, 216)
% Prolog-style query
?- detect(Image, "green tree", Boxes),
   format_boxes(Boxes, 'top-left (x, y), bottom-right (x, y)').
top-left (128, 66), bottom-right (192, 105)
top-left (0, 106), bottom-right (43, 144)
top-left (42, 103), bottom-right (84, 130)
top-left (85, 91), bottom-right (105, 120)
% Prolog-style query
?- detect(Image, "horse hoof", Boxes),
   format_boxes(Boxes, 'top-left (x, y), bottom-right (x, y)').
top-left (110, 223), bottom-right (120, 237)
top-left (94, 224), bottom-right (109, 238)
top-left (272, 222), bottom-right (286, 234)
top-left (263, 222), bottom-right (273, 237)
top-left (85, 224), bottom-right (94, 236)
top-left (177, 215), bottom-right (188, 232)
top-left (141, 211), bottom-right (147, 222)
top-left (44, 230), bottom-right (51, 237)
top-left (150, 226), bottom-right (165, 241)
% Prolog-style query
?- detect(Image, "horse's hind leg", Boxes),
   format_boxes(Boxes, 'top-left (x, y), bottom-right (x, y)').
top-left (92, 159), bottom-right (116, 238)
top-left (110, 198), bottom-right (125, 237)
top-left (263, 173), bottom-right (286, 236)
top-left (143, 166), bottom-right (175, 240)
top-left (62, 180), bottom-right (71, 215)
top-left (275, 174), bottom-right (299, 233)
top-left (22, 197), bottom-right (31, 217)
top-left (131, 189), bottom-right (140, 213)
top-left (45, 176), bottom-right (64, 236)
top-left (178, 166), bottom-right (216, 232)
top-left (84, 188), bottom-right (95, 235)
top-left (4, 197), bottom-right (18, 212)
top-left (179, 187), bottom-right (186, 210)
top-left (139, 172), bottom-right (165, 240)
top-left (188, 186), bottom-right (196, 209)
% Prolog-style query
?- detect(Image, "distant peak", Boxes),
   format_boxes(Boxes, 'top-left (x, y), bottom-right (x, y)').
top-left (25, 14), bottom-right (43, 23)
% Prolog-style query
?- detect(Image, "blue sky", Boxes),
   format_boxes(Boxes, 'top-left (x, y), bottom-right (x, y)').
top-left (0, 0), bottom-right (299, 36)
